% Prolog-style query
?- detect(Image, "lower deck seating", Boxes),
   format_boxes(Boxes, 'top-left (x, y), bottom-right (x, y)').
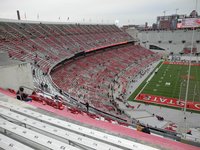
top-left (29, 92), bottom-right (65, 110)
top-left (51, 44), bottom-right (159, 115)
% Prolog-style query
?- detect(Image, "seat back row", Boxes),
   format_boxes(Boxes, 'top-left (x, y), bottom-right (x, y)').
top-left (0, 133), bottom-right (34, 150)
top-left (0, 118), bottom-right (80, 150)
top-left (0, 101), bottom-right (158, 150)
top-left (0, 107), bottom-right (125, 150)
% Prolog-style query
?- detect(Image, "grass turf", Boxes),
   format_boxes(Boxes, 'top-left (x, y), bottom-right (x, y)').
top-left (129, 62), bottom-right (200, 103)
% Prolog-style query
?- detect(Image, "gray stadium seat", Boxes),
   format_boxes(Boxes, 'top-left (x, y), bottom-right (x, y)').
top-left (0, 101), bottom-right (158, 150)
top-left (0, 133), bottom-right (34, 150)
top-left (0, 107), bottom-right (124, 150)
top-left (0, 118), bottom-right (80, 150)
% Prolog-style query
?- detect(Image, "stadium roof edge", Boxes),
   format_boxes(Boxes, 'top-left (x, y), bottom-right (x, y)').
top-left (0, 18), bottom-right (115, 26)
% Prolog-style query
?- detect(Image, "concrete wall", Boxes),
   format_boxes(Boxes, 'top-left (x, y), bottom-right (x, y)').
top-left (0, 62), bottom-right (34, 94)
top-left (136, 29), bottom-right (200, 54)
top-left (125, 27), bottom-right (139, 42)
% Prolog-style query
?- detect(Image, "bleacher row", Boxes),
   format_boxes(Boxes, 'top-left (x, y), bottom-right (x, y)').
top-left (50, 44), bottom-right (159, 116)
top-left (0, 100), bottom-right (158, 150)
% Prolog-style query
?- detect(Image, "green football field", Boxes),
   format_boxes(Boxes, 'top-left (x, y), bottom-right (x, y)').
top-left (129, 62), bottom-right (200, 103)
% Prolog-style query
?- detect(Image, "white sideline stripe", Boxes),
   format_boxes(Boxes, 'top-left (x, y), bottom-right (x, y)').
top-left (0, 101), bottom-right (159, 150)
top-left (0, 118), bottom-right (80, 150)
top-left (134, 61), bottom-right (164, 100)
top-left (0, 107), bottom-right (123, 150)
top-left (0, 133), bottom-right (34, 150)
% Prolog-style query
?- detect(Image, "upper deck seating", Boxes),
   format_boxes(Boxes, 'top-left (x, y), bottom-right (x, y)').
top-left (0, 22), bottom-right (132, 74)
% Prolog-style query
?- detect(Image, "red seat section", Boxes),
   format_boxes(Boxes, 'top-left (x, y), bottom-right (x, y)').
top-left (51, 44), bottom-right (159, 117)
top-left (29, 93), bottom-right (65, 110)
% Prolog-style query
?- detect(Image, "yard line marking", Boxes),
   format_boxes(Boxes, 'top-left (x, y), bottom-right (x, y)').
top-left (134, 61), bottom-right (164, 100)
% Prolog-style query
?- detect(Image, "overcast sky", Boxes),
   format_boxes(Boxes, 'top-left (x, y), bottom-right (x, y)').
top-left (0, 0), bottom-right (199, 26)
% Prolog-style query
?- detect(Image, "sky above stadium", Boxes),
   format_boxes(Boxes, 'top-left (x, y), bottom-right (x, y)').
top-left (0, 0), bottom-right (199, 26)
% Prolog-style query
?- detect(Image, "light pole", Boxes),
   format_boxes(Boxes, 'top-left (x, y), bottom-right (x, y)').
top-left (183, 0), bottom-right (198, 139)
top-left (175, 8), bottom-right (179, 15)
top-left (163, 10), bottom-right (167, 16)
top-left (184, 0), bottom-right (197, 115)
top-left (178, 81), bottom-right (183, 105)
top-left (192, 84), bottom-right (196, 103)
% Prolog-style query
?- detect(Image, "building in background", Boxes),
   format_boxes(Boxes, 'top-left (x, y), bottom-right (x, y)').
top-left (157, 10), bottom-right (200, 30)
top-left (124, 10), bottom-right (200, 31)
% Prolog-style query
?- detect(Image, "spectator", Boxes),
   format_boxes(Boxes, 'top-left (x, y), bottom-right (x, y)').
top-left (59, 89), bottom-right (63, 95)
top-left (40, 82), bottom-right (44, 90)
top-left (156, 115), bottom-right (164, 121)
top-left (34, 60), bottom-right (37, 65)
top-left (44, 83), bottom-right (48, 90)
top-left (32, 69), bottom-right (35, 76)
top-left (16, 87), bottom-right (24, 100)
top-left (187, 130), bottom-right (192, 135)
top-left (136, 121), bottom-right (143, 131)
top-left (86, 102), bottom-right (89, 112)
top-left (16, 87), bottom-right (32, 102)
top-left (142, 125), bottom-right (151, 134)
top-left (54, 95), bottom-right (59, 100)
top-left (32, 91), bottom-right (36, 95)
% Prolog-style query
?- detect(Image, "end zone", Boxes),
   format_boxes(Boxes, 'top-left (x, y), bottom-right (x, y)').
top-left (135, 93), bottom-right (200, 112)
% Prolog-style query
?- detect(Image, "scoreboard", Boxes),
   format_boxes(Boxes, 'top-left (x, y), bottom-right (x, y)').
top-left (177, 18), bottom-right (200, 28)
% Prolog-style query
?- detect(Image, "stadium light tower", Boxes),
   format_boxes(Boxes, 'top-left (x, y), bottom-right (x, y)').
top-left (175, 8), bottom-right (179, 15)
top-left (115, 19), bottom-right (119, 26)
top-left (178, 81), bottom-right (183, 103)
top-left (17, 10), bottom-right (21, 20)
top-left (192, 85), bottom-right (196, 103)
top-left (183, 0), bottom-right (198, 139)
top-left (184, 0), bottom-right (198, 114)
top-left (163, 10), bottom-right (168, 16)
